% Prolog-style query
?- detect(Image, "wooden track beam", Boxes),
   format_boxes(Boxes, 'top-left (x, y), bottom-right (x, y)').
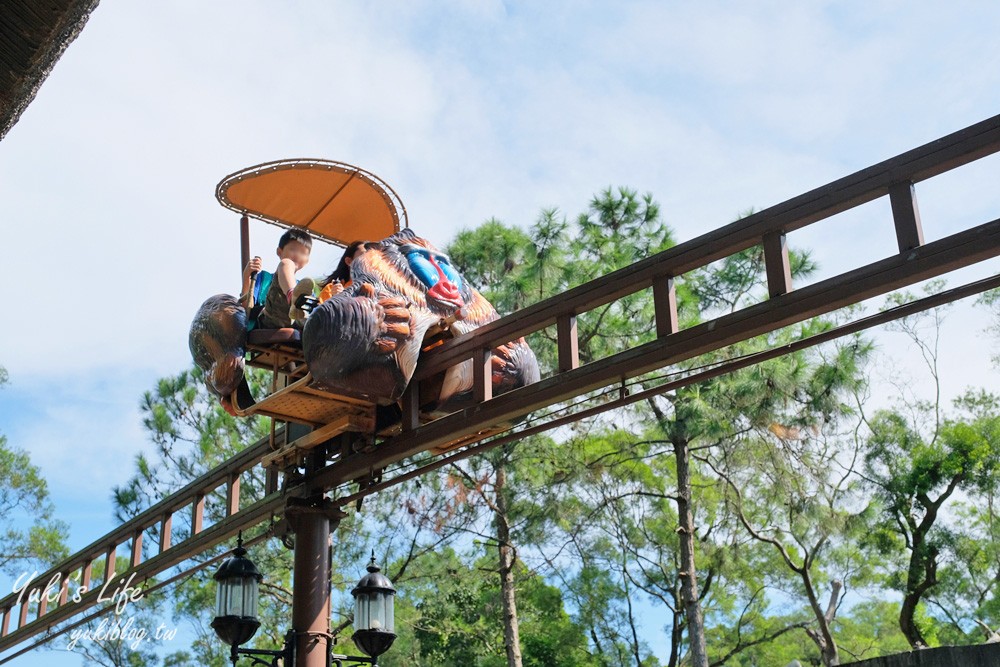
top-left (414, 113), bottom-right (1000, 380)
top-left (310, 216), bottom-right (1000, 492)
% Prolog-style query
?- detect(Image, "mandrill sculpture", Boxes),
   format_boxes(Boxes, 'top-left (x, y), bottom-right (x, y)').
top-left (188, 294), bottom-right (248, 414)
top-left (189, 228), bottom-right (539, 416)
top-left (303, 228), bottom-right (539, 411)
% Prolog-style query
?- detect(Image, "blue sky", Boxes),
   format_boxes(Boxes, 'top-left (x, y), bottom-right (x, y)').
top-left (2, 1), bottom-right (1000, 664)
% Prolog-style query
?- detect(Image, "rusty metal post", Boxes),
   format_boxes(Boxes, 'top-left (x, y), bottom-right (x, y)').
top-left (240, 213), bottom-right (251, 274)
top-left (286, 495), bottom-right (344, 667)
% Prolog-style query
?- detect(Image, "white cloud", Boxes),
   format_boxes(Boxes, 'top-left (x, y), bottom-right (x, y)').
top-left (1, 0), bottom-right (997, 431)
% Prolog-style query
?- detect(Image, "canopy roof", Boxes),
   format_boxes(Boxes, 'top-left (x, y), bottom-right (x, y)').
top-left (216, 159), bottom-right (407, 247)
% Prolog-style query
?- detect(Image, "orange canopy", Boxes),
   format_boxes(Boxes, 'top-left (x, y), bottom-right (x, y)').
top-left (216, 159), bottom-right (407, 246)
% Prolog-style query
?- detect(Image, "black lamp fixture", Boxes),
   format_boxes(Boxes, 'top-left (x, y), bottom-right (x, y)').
top-left (212, 535), bottom-right (397, 667)
top-left (350, 552), bottom-right (397, 660)
top-left (211, 533), bottom-right (263, 648)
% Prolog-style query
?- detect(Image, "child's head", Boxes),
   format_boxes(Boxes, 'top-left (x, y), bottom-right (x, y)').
top-left (324, 240), bottom-right (367, 285)
top-left (277, 229), bottom-right (312, 270)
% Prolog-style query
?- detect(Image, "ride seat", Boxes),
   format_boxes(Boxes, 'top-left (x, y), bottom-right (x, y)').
top-left (248, 328), bottom-right (301, 346)
top-left (245, 327), bottom-right (305, 376)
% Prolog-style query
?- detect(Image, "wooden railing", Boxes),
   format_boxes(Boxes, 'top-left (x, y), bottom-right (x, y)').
top-left (0, 427), bottom-right (298, 652)
top-left (311, 113), bottom-right (1000, 489)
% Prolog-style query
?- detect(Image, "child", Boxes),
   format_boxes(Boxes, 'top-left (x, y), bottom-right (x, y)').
top-left (240, 229), bottom-right (314, 329)
top-left (318, 240), bottom-right (367, 302)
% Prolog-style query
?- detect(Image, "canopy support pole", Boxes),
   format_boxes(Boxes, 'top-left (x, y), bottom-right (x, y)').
top-left (240, 213), bottom-right (250, 275)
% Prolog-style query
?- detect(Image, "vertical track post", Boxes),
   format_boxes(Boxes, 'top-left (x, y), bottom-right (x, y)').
top-left (286, 498), bottom-right (344, 667)
top-left (474, 348), bottom-right (493, 403)
top-left (58, 574), bottom-right (69, 607)
top-left (227, 473), bottom-right (241, 517)
top-left (653, 277), bottom-right (679, 337)
top-left (763, 231), bottom-right (793, 298)
top-left (557, 314), bottom-right (579, 372)
top-left (103, 545), bottom-right (117, 586)
top-left (191, 494), bottom-right (205, 536)
top-left (131, 531), bottom-right (143, 568)
top-left (81, 560), bottom-right (92, 593)
top-left (159, 514), bottom-right (173, 553)
top-left (889, 181), bottom-right (925, 252)
top-left (401, 379), bottom-right (420, 432)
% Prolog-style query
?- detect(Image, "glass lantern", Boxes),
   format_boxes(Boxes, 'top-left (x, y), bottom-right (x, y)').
top-left (211, 535), bottom-right (263, 648)
top-left (351, 554), bottom-right (396, 658)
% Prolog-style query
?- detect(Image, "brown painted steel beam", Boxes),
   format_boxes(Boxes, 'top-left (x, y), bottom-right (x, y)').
top-left (557, 314), bottom-right (580, 372)
top-left (308, 216), bottom-right (1000, 492)
top-left (159, 514), bottom-right (173, 553)
top-left (0, 431), bottom-right (283, 652)
top-left (889, 181), bottom-right (925, 252)
top-left (414, 113), bottom-right (1000, 380)
top-left (763, 231), bottom-right (793, 297)
top-left (653, 277), bottom-right (679, 337)
top-left (0, 492), bottom-right (285, 652)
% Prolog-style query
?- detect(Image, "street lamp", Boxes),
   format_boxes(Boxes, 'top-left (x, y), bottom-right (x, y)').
top-left (211, 533), bottom-right (263, 649)
top-left (212, 536), bottom-right (397, 667)
top-left (350, 553), bottom-right (396, 660)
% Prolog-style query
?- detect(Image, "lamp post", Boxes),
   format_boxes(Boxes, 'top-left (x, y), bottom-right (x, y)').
top-left (350, 553), bottom-right (397, 661)
top-left (211, 533), bottom-right (289, 667)
top-left (212, 535), bottom-right (396, 667)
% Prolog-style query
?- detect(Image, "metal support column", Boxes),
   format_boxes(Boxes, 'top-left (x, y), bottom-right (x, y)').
top-left (286, 496), bottom-right (344, 667)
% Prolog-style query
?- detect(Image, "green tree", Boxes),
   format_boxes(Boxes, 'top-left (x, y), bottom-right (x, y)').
top-left (113, 366), bottom-right (281, 667)
top-left (698, 326), bottom-right (872, 666)
top-left (0, 365), bottom-right (68, 575)
top-left (637, 240), bottom-right (872, 666)
top-left (449, 195), bottom-right (872, 667)
top-left (861, 291), bottom-right (1000, 648)
top-left (925, 498), bottom-right (1000, 644)
top-left (448, 189), bottom-right (675, 667)
top-left (863, 389), bottom-right (1000, 648)
top-left (381, 546), bottom-right (597, 667)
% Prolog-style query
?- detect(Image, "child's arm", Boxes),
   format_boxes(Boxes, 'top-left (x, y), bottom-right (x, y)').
top-left (240, 256), bottom-right (262, 306)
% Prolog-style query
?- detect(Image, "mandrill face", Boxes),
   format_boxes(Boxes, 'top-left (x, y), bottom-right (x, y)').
top-left (399, 243), bottom-right (465, 312)
top-left (350, 230), bottom-right (473, 320)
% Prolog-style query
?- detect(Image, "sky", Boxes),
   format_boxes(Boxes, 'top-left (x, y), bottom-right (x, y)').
top-left (1, 1), bottom-right (1000, 664)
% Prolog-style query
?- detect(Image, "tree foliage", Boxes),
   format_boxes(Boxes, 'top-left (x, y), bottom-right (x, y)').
top-left (0, 365), bottom-right (68, 576)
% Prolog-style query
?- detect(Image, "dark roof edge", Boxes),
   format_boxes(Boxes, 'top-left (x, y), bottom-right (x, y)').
top-left (0, 0), bottom-right (101, 141)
